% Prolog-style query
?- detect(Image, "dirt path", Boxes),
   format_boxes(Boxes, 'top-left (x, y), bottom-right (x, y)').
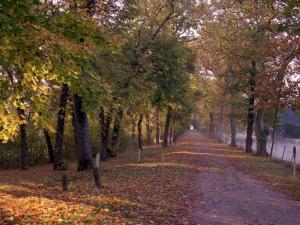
top-left (184, 131), bottom-right (300, 225)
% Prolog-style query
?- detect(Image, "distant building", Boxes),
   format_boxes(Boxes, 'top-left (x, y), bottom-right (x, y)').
top-left (279, 107), bottom-right (300, 138)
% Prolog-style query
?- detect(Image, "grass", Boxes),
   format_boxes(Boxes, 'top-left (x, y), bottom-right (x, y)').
top-left (1, 133), bottom-right (299, 224)
top-left (0, 145), bottom-right (191, 225)
top-left (201, 136), bottom-right (300, 200)
top-left (228, 147), bottom-right (300, 200)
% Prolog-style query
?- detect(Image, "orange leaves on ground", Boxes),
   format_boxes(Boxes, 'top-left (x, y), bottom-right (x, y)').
top-left (0, 145), bottom-right (193, 224)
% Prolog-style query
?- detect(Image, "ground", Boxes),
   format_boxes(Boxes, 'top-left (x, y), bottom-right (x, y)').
top-left (0, 131), bottom-right (300, 224)
top-left (186, 132), bottom-right (300, 225)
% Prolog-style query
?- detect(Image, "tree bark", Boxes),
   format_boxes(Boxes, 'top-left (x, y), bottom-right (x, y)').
top-left (173, 133), bottom-right (177, 145)
top-left (163, 107), bottom-right (171, 148)
top-left (255, 109), bottom-right (269, 156)
top-left (155, 108), bottom-right (160, 144)
top-left (99, 106), bottom-right (113, 161)
top-left (137, 114), bottom-right (143, 151)
top-left (208, 112), bottom-right (215, 139)
top-left (54, 83), bottom-right (69, 170)
top-left (104, 107), bottom-right (113, 157)
top-left (72, 94), bottom-right (93, 171)
top-left (245, 60), bottom-right (256, 153)
top-left (169, 121), bottom-right (173, 145)
top-left (111, 108), bottom-right (124, 154)
top-left (217, 103), bottom-right (224, 142)
top-left (18, 108), bottom-right (28, 170)
top-left (98, 106), bottom-right (105, 158)
top-left (146, 112), bottom-right (151, 145)
top-left (270, 106), bottom-right (279, 157)
top-left (43, 129), bottom-right (54, 163)
top-left (229, 103), bottom-right (237, 147)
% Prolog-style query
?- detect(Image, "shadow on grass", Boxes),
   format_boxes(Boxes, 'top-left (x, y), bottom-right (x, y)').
top-left (0, 142), bottom-right (194, 224)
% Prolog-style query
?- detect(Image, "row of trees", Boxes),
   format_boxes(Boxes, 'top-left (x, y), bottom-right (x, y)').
top-left (3, 0), bottom-right (297, 170)
top-left (0, 0), bottom-right (200, 170)
top-left (195, 0), bottom-right (300, 156)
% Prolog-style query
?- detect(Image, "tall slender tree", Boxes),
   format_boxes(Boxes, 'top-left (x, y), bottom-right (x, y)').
top-left (54, 84), bottom-right (69, 170)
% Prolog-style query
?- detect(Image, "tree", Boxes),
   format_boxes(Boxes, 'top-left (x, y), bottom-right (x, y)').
top-left (53, 84), bottom-right (69, 170)
top-left (194, 0), bottom-right (300, 156)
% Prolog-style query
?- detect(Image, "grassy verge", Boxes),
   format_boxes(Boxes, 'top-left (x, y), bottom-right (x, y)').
top-left (227, 147), bottom-right (300, 200)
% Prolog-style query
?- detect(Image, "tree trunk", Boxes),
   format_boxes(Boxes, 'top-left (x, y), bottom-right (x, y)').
top-left (155, 108), bottom-right (160, 144)
top-left (137, 114), bottom-right (143, 151)
top-left (43, 129), bottom-right (54, 163)
top-left (163, 107), bottom-right (171, 148)
top-left (72, 94), bottom-right (93, 171)
top-left (99, 107), bottom-right (113, 161)
top-left (270, 53), bottom-right (295, 157)
top-left (169, 122), bottom-right (173, 145)
top-left (245, 95), bottom-right (255, 153)
top-left (217, 103), bottom-right (224, 142)
top-left (111, 108), bottom-right (124, 155)
top-left (173, 133), bottom-right (177, 145)
top-left (270, 98), bottom-right (280, 157)
top-left (146, 112), bottom-right (151, 145)
top-left (54, 83), bottom-right (69, 170)
top-left (98, 106), bottom-right (105, 158)
top-left (208, 113), bottom-right (215, 139)
top-left (229, 103), bottom-right (237, 147)
top-left (255, 109), bottom-right (269, 156)
top-left (245, 60), bottom-right (256, 153)
top-left (18, 108), bottom-right (28, 170)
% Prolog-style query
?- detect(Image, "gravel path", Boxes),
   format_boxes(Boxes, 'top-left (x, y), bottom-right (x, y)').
top-left (185, 132), bottom-right (300, 225)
